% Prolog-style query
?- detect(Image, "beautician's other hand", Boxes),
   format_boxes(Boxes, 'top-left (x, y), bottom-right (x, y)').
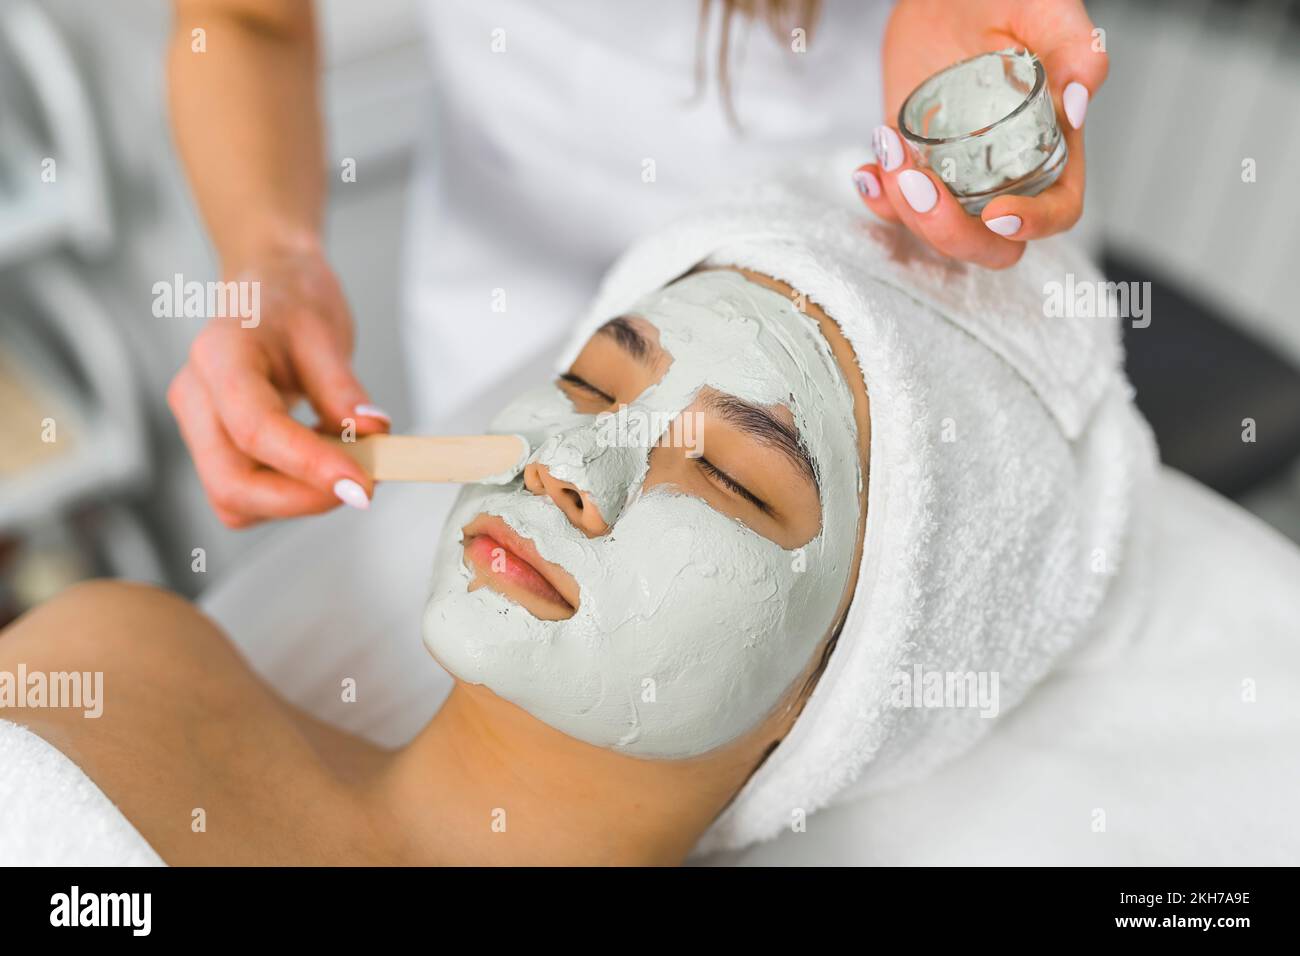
top-left (167, 238), bottom-right (388, 528)
top-left (854, 0), bottom-right (1107, 269)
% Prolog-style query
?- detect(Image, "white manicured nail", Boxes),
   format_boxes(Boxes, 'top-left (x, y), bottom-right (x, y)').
top-left (898, 170), bottom-right (938, 213)
top-left (1063, 82), bottom-right (1089, 130)
top-left (354, 403), bottom-right (391, 424)
top-left (333, 478), bottom-right (370, 510)
top-left (852, 169), bottom-right (881, 199)
top-left (985, 214), bottom-right (1022, 237)
top-left (872, 125), bottom-right (904, 172)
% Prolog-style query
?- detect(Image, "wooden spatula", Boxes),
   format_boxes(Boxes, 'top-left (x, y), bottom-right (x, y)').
top-left (329, 434), bottom-right (529, 483)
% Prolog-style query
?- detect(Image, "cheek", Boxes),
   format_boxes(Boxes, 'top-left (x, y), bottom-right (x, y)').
top-left (555, 494), bottom-right (839, 756)
top-left (423, 484), bottom-right (849, 757)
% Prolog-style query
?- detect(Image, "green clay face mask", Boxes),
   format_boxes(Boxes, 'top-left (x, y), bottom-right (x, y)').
top-left (422, 270), bottom-right (861, 758)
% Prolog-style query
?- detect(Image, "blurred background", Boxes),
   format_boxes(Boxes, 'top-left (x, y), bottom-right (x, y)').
top-left (0, 0), bottom-right (1297, 625)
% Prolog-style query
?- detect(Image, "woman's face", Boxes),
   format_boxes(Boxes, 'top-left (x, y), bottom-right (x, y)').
top-left (423, 268), bottom-right (865, 758)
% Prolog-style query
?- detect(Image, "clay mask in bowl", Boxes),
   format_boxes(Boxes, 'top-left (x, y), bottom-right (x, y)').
top-left (898, 48), bottom-right (1066, 215)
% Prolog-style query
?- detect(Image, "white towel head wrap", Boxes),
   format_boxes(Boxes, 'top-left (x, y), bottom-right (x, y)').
top-left (555, 148), bottom-right (1158, 853)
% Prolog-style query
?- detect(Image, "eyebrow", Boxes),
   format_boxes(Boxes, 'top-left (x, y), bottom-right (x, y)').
top-left (597, 317), bottom-right (660, 367)
top-left (700, 392), bottom-right (818, 490)
top-left (594, 317), bottom-right (819, 492)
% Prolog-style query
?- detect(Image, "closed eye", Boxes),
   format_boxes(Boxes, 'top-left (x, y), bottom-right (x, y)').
top-left (696, 457), bottom-right (773, 516)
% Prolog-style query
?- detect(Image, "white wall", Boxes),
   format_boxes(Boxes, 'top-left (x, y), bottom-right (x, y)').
top-left (33, 0), bottom-right (430, 592)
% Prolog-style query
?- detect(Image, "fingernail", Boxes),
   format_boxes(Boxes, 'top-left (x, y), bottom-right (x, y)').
top-left (354, 403), bottom-right (391, 424)
top-left (852, 168), bottom-right (881, 199)
top-left (897, 169), bottom-right (938, 213)
top-left (333, 478), bottom-right (370, 510)
top-left (1063, 82), bottom-right (1089, 130)
top-left (872, 125), bottom-right (903, 172)
top-left (984, 214), bottom-right (1022, 237)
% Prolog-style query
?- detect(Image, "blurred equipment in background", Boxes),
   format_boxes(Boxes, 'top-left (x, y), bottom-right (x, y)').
top-left (0, 0), bottom-right (160, 624)
top-left (1110, 252), bottom-right (1300, 501)
top-left (1085, 0), bottom-right (1300, 542)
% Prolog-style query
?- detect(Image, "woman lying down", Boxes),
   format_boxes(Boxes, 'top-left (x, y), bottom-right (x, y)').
top-left (2, 166), bottom-right (1298, 865)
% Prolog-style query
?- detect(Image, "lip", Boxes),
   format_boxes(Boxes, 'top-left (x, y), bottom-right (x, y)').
top-left (461, 514), bottom-right (579, 620)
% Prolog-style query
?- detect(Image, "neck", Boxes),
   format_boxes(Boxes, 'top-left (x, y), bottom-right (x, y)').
top-left (377, 683), bottom-right (747, 865)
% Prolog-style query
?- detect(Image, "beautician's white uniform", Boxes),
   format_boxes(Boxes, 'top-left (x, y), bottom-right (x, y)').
top-left (401, 0), bottom-right (890, 423)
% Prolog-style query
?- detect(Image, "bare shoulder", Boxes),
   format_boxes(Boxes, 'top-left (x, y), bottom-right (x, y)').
top-left (1, 579), bottom-right (246, 687)
top-left (0, 579), bottom-right (284, 785)
top-left (0, 580), bottom-right (388, 863)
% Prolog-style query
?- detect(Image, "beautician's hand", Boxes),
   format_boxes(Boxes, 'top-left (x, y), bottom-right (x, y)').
top-left (167, 239), bottom-right (388, 528)
top-left (854, 0), bottom-right (1107, 269)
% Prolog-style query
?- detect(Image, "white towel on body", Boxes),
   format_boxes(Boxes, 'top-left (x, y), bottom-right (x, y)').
top-left (0, 718), bottom-right (161, 865)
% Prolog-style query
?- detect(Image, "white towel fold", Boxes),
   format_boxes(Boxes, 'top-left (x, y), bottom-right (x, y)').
top-left (558, 147), bottom-right (1160, 853)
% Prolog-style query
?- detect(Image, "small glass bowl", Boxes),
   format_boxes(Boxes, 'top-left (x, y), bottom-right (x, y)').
top-left (898, 48), bottom-right (1067, 215)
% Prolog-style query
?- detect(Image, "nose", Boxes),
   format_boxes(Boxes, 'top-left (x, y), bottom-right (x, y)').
top-left (522, 414), bottom-right (652, 530)
top-left (523, 463), bottom-right (611, 537)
